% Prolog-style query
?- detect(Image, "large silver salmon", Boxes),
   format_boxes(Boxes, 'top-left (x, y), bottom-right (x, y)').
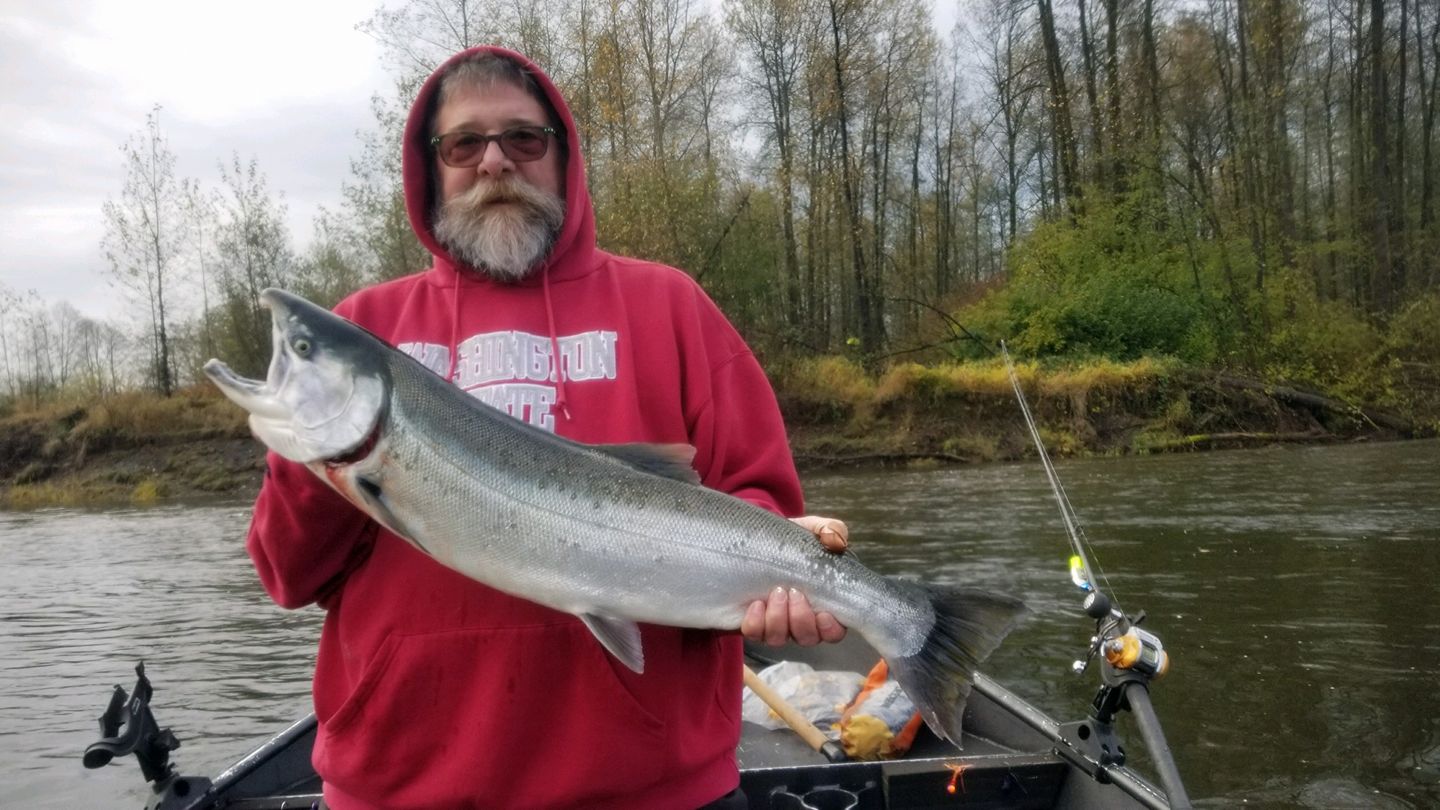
top-left (204, 288), bottom-right (1027, 743)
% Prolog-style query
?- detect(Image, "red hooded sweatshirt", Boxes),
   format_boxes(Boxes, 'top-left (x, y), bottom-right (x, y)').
top-left (244, 46), bottom-right (804, 809)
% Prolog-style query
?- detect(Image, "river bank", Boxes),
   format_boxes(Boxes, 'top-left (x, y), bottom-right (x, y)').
top-left (0, 358), bottom-right (1424, 508)
top-left (776, 356), bottom-right (1421, 466)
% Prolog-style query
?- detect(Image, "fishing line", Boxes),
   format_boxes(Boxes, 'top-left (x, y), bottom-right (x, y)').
top-left (999, 342), bottom-right (1120, 614)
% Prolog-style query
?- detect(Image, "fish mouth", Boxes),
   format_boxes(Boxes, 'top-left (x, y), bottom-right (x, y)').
top-left (202, 297), bottom-right (294, 420)
top-left (201, 358), bottom-right (261, 396)
top-left (202, 357), bottom-right (291, 420)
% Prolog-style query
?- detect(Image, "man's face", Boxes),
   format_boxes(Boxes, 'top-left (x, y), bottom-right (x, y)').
top-left (431, 79), bottom-right (567, 281)
top-left (433, 80), bottom-right (565, 205)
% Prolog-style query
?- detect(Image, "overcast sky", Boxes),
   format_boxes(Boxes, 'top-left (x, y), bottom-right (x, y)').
top-left (1, 0), bottom-right (391, 320)
top-left (3, 1), bottom-right (962, 323)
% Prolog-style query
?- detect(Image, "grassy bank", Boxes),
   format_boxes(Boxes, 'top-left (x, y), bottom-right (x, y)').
top-left (0, 357), bottom-right (1421, 508)
top-left (772, 355), bottom-right (1420, 467)
top-left (0, 387), bottom-right (258, 508)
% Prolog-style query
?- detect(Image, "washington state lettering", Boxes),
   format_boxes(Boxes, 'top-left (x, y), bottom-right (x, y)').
top-left (398, 330), bottom-right (619, 431)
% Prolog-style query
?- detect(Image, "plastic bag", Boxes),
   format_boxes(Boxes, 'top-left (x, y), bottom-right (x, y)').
top-left (741, 661), bottom-right (866, 734)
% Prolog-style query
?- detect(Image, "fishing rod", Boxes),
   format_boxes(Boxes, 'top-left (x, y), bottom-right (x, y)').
top-left (999, 342), bottom-right (1192, 809)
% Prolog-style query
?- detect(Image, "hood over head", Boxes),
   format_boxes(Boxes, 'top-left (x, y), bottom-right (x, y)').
top-left (402, 46), bottom-right (596, 285)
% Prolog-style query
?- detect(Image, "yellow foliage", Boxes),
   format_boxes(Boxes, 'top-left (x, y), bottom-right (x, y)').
top-left (875, 361), bottom-right (1018, 403)
top-left (780, 356), bottom-right (874, 408)
top-left (3, 482), bottom-right (85, 509)
top-left (131, 478), bottom-right (164, 504)
top-left (1040, 356), bottom-right (1173, 397)
top-left (775, 355), bottom-right (1172, 417)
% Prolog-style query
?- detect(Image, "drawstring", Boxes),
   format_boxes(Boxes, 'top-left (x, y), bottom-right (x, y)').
top-left (446, 277), bottom-right (462, 385)
top-left (541, 263), bottom-right (572, 422)
top-left (445, 263), bottom-right (571, 423)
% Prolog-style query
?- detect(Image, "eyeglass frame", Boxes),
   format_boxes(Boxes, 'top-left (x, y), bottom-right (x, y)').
top-left (429, 125), bottom-right (563, 167)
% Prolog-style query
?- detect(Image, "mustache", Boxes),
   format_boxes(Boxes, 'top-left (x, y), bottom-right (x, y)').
top-left (447, 176), bottom-right (556, 212)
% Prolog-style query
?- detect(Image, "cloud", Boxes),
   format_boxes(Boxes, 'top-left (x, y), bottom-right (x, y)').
top-left (0, 0), bottom-right (392, 320)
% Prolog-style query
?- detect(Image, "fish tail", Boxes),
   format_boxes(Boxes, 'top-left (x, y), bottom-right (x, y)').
top-left (886, 584), bottom-right (1028, 744)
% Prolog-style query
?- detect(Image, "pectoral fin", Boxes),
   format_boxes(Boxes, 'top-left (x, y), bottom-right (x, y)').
top-left (326, 469), bottom-right (425, 555)
top-left (353, 476), bottom-right (416, 545)
top-left (579, 613), bottom-right (646, 673)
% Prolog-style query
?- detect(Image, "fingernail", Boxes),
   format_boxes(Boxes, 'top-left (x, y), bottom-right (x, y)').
top-left (789, 587), bottom-right (802, 602)
top-left (773, 586), bottom-right (786, 600)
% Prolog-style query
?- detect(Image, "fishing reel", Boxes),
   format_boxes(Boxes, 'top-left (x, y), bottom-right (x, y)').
top-left (1070, 590), bottom-right (1170, 681)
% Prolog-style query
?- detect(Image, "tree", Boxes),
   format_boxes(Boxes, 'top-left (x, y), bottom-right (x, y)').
top-left (182, 177), bottom-right (220, 362)
top-left (968, 0), bottom-right (1041, 245)
top-left (1036, 0), bottom-right (1082, 217)
top-left (340, 89), bottom-right (431, 283)
top-left (0, 283), bottom-right (19, 398)
top-left (101, 106), bottom-right (183, 396)
top-left (72, 315), bottom-right (128, 397)
top-left (825, 0), bottom-right (883, 353)
top-left (294, 209), bottom-right (369, 308)
top-left (358, 0), bottom-right (495, 80)
top-left (727, 0), bottom-right (817, 332)
top-left (211, 154), bottom-right (296, 376)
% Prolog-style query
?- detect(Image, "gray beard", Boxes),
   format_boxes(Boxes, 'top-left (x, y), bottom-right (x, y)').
top-left (433, 178), bottom-right (566, 282)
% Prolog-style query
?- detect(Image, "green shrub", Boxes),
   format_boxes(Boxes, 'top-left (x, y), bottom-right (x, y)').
top-left (963, 196), bottom-right (1217, 363)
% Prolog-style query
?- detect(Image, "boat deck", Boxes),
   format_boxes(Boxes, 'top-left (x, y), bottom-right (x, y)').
top-left (169, 639), bottom-right (1167, 809)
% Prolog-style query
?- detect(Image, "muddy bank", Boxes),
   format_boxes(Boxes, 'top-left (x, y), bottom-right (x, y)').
top-left (0, 392), bottom-right (261, 508)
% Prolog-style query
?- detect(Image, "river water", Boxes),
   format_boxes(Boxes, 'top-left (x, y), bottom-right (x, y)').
top-left (2, 440), bottom-right (1437, 807)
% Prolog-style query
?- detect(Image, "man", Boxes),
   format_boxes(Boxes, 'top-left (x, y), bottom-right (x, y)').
top-left (245, 46), bottom-right (846, 809)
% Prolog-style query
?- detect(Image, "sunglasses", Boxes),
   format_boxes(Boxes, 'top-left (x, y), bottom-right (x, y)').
top-left (430, 125), bottom-right (561, 167)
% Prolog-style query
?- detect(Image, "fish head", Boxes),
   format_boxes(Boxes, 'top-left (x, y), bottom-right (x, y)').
top-left (203, 288), bottom-right (388, 464)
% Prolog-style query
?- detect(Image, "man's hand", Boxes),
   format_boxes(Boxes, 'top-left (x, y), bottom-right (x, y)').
top-left (741, 516), bottom-right (850, 647)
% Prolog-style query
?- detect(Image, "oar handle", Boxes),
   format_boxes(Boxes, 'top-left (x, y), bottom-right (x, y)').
top-left (742, 665), bottom-right (848, 763)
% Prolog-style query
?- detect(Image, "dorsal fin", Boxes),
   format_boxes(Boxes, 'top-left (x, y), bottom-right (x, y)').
top-left (594, 443), bottom-right (700, 484)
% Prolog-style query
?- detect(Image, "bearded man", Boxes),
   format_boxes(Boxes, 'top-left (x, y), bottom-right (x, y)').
top-left (243, 46), bottom-right (849, 809)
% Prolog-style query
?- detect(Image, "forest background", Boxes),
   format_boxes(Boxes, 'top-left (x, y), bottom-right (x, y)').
top-left (2, 0), bottom-right (1438, 504)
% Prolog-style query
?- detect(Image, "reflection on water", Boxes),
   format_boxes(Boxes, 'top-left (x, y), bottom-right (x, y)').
top-left (1, 440), bottom-right (1436, 807)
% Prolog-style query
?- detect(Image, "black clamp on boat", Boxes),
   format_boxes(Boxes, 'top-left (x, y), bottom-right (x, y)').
top-left (83, 661), bottom-right (212, 810)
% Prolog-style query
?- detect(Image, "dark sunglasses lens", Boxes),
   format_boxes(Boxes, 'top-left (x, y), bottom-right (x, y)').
top-left (501, 128), bottom-right (549, 161)
top-left (442, 133), bottom-right (487, 167)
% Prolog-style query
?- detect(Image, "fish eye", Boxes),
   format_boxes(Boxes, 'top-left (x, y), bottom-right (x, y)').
top-left (292, 337), bottom-right (313, 356)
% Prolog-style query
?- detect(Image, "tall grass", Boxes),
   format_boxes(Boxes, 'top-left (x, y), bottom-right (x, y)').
top-left (2, 385), bottom-right (248, 446)
top-left (778, 355), bottom-right (1177, 418)
top-left (774, 356), bottom-right (876, 420)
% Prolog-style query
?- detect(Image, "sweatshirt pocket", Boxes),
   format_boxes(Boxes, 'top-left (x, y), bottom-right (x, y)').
top-left (315, 621), bottom-right (670, 808)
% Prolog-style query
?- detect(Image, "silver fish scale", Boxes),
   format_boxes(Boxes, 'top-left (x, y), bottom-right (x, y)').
top-left (362, 354), bottom-right (935, 659)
